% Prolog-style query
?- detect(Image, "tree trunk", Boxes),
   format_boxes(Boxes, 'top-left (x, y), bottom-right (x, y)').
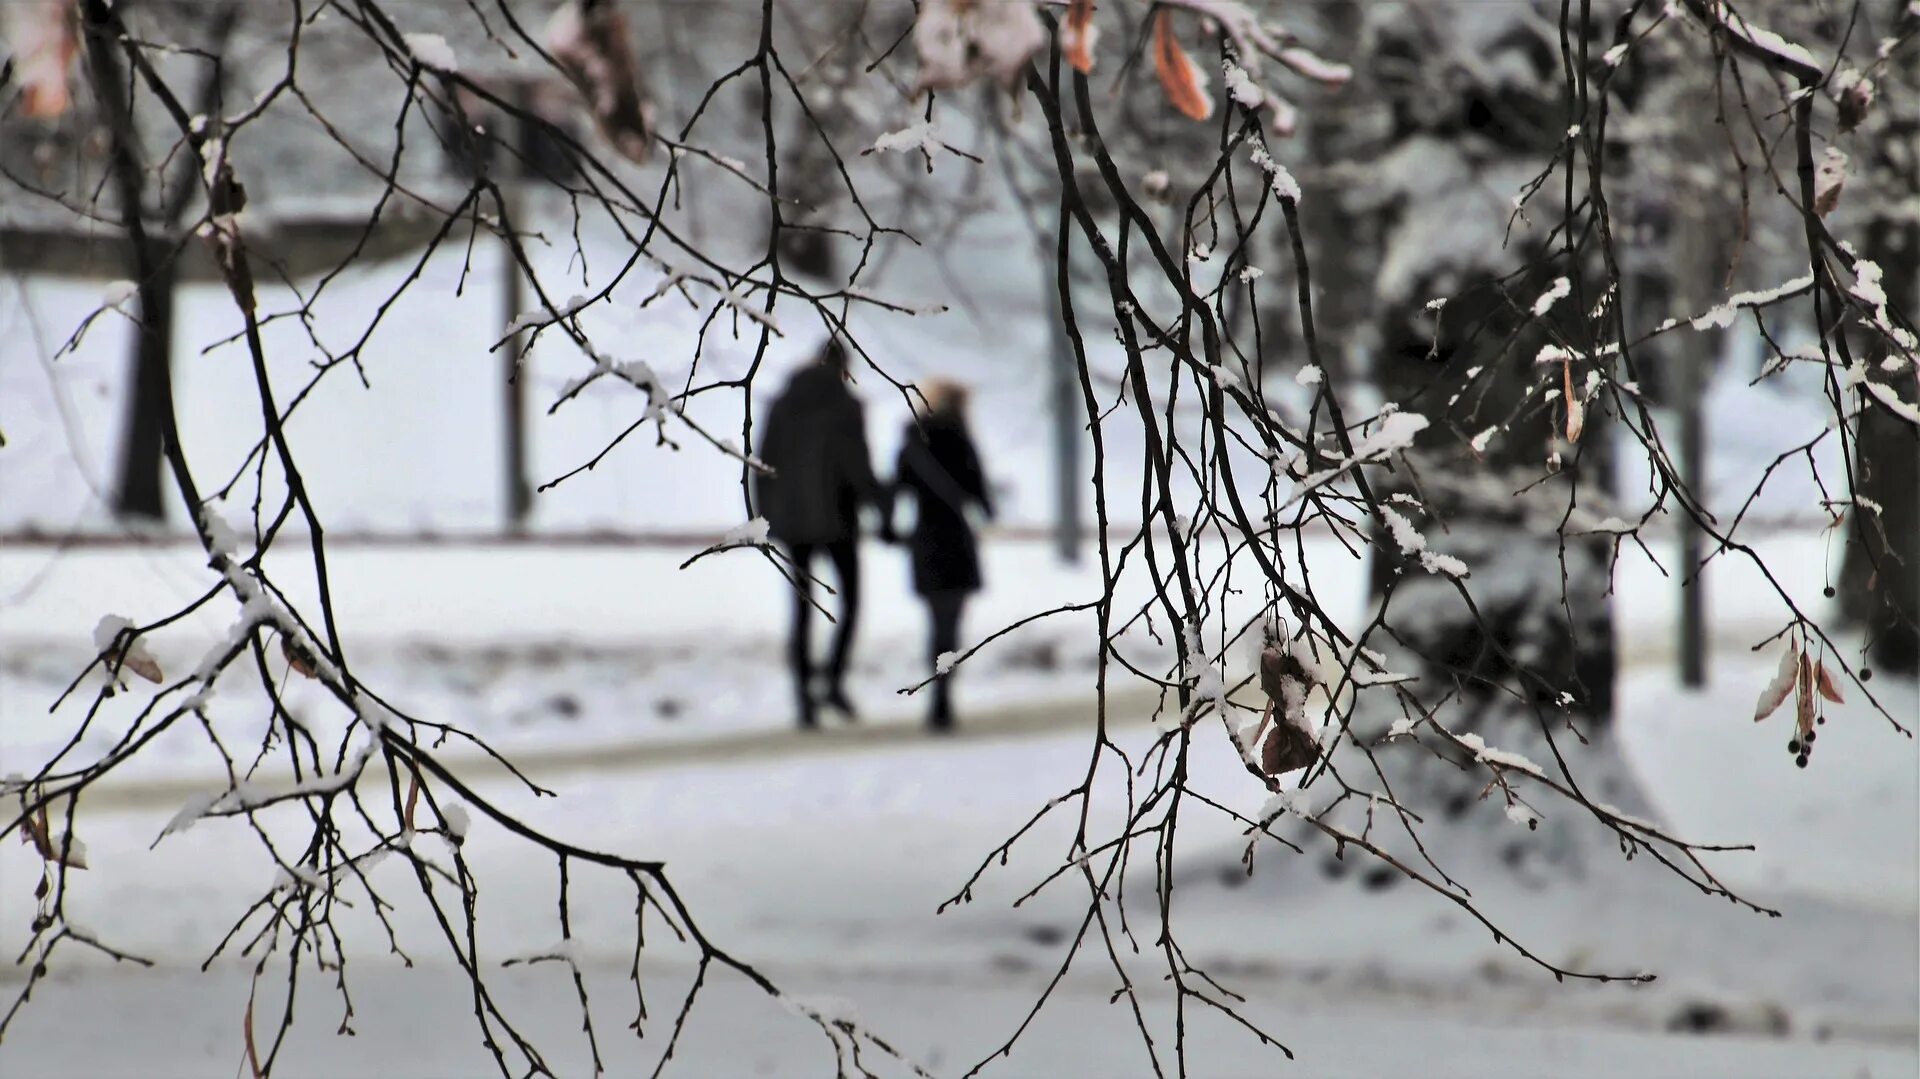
top-left (1292, 0), bottom-right (1368, 387)
top-left (1845, 395), bottom-right (1920, 674)
top-left (1838, 160), bottom-right (1919, 674)
top-left (1369, 266), bottom-right (1617, 723)
top-left (1838, 225), bottom-right (1919, 674)
top-left (112, 249), bottom-right (174, 523)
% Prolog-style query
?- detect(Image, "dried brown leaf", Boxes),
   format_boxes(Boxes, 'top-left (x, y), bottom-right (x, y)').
top-left (1814, 659), bottom-right (1845, 704)
top-left (1813, 148), bottom-right (1846, 218)
top-left (1794, 653), bottom-right (1816, 739)
top-left (1753, 640), bottom-right (1798, 721)
top-left (1152, 10), bottom-right (1212, 122)
top-left (547, 1), bottom-right (653, 164)
top-left (1064, 0), bottom-right (1097, 74)
top-left (23, 805), bottom-right (49, 853)
top-left (1260, 713), bottom-right (1320, 776)
top-left (98, 617), bottom-right (164, 684)
top-left (1837, 77), bottom-right (1873, 132)
top-left (1563, 360), bottom-right (1585, 444)
top-left (24, 803), bottom-right (89, 869)
top-left (281, 634), bottom-right (318, 679)
top-left (16, 1), bottom-right (79, 120)
top-left (123, 652), bottom-right (164, 684)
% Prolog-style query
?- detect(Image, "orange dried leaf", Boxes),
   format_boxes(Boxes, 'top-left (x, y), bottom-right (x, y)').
top-left (1814, 660), bottom-right (1845, 704)
top-left (281, 634), bottom-right (318, 679)
top-left (14, 1), bottom-right (79, 120)
top-left (1753, 641), bottom-right (1798, 721)
top-left (1063, 0), bottom-right (1098, 74)
top-left (1152, 10), bottom-right (1212, 122)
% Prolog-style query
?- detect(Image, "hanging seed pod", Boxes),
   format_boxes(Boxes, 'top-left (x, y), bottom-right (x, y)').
top-left (1258, 638), bottom-right (1322, 776)
top-left (1794, 653), bottom-right (1816, 743)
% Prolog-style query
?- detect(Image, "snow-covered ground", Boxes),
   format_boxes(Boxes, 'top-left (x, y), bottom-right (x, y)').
top-left (1, 533), bottom-right (1913, 1076)
top-left (0, 662), bottom-right (1912, 1076)
top-left (0, 528), bottom-right (1867, 786)
top-left (8, 963), bottom-right (1915, 1078)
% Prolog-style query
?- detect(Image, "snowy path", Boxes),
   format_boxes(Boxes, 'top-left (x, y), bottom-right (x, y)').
top-left (7, 962), bottom-right (1915, 1078)
top-left (2, 536), bottom-right (1913, 1075)
top-left (2, 676), bottom-right (1913, 1076)
top-left (0, 531), bottom-right (1856, 790)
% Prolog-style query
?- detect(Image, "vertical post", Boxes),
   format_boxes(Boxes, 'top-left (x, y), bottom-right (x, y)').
top-left (1048, 253), bottom-right (1081, 564)
top-left (502, 189), bottom-right (532, 532)
top-left (501, 81), bottom-right (533, 532)
top-left (1676, 336), bottom-right (1708, 687)
top-left (1675, 207), bottom-right (1715, 688)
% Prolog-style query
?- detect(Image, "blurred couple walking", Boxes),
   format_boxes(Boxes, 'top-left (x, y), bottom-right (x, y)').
top-left (753, 340), bottom-right (993, 732)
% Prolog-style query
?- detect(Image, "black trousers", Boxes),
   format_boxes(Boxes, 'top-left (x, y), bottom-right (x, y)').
top-left (786, 539), bottom-right (860, 722)
top-left (925, 589), bottom-right (967, 727)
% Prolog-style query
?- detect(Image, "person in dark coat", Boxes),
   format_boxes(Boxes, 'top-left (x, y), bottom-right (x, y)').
top-left (753, 339), bottom-right (882, 729)
top-left (884, 379), bottom-right (993, 731)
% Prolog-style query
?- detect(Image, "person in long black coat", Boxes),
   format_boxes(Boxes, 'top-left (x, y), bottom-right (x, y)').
top-left (753, 340), bottom-right (881, 729)
top-left (884, 379), bottom-right (993, 730)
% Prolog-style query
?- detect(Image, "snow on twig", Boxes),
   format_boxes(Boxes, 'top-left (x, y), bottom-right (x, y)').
top-left (868, 120), bottom-right (942, 156)
top-left (1453, 731), bottom-right (1544, 777)
top-left (1278, 412), bottom-right (1428, 511)
top-left (1862, 381), bottom-right (1920, 428)
top-left (1684, 0), bottom-right (1818, 76)
top-left (401, 32), bottom-right (458, 72)
top-left (719, 286), bottom-right (783, 335)
top-left (1686, 274), bottom-right (1816, 331)
top-left (1380, 507), bottom-right (1470, 578)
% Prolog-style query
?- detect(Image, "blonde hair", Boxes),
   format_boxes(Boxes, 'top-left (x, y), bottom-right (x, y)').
top-left (919, 378), bottom-right (968, 418)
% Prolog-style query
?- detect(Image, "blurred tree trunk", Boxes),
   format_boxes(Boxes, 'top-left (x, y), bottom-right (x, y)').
top-left (1837, 14), bottom-right (1918, 676)
top-left (1369, 264), bottom-right (1617, 723)
top-left (94, 2), bottom-right (238, 525)
top-left (112, 249), bottom-right (174, 523)
top-left (1839, 221), bottom-right (1919, 675)
top-left (1292, 0), bottom-right (1369, 387)
top-left (1351, 10), bottom-right (1618, 731)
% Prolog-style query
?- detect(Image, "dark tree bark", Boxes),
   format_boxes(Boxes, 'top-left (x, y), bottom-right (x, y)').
top-left (1292, 0), bottom-right (1369, 387)
top-left (92, 2), bottom-right (238, 525)
top-left (1354, 12), bottom-right (1618, 727)
top-left (111, 249), bottom-right (175, 522)
top-left (1836, 13), bottom-right (1918, 675)
top-left (1839, 220), bottom-right (1920, 675)
top-left (1370, 263), bottom-right (1617, 722)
